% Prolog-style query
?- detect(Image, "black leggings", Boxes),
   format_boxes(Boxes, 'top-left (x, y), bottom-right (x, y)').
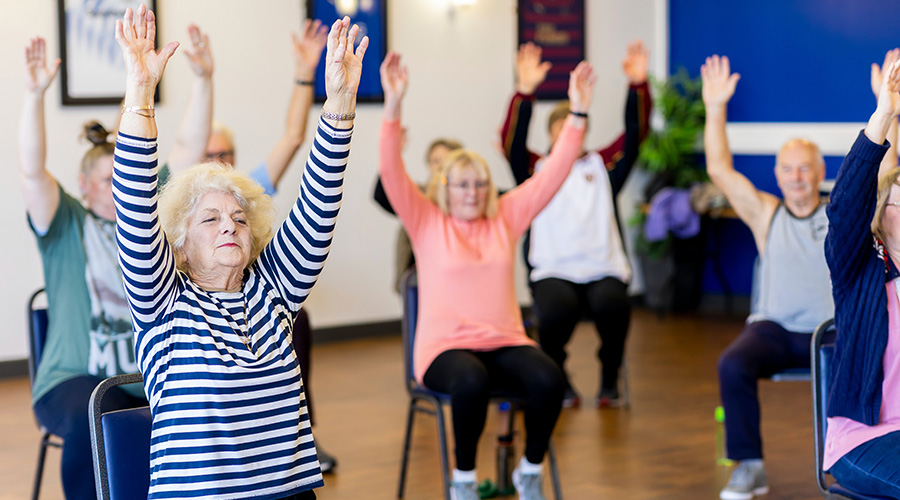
top-left (292, 308), bottom-right (315, 426)
top-left (422, 346), bottom-right (565, 471)
top-left (531, 277), bottom-right (630, 390)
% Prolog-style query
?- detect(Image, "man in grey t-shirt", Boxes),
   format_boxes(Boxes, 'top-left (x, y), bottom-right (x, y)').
top-left (702, 55), bottom-right (836, 500)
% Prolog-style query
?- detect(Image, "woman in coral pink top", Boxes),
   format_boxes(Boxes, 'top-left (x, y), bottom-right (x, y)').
top-left (379, 52), bottom-right (595, 500)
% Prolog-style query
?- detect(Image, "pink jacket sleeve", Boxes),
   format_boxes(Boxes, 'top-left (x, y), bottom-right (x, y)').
top-left (379, 119), bottom-right (436, 238)
top-left (498, 118), bottom-right (586, 236)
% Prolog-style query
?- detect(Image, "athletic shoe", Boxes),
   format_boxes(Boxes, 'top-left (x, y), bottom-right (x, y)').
top-left (719, 460), bottom-right (769, 500)
top-left (317, 446), bottom-right (337, 473)
top-left (449, 480), bottom-right (479, 500)
top-left (594, 387), bottom-right (624, 408)
top-left (512, 465), bottom-right (546, 500)
top-left (562, 386), bottom-right (581, 408)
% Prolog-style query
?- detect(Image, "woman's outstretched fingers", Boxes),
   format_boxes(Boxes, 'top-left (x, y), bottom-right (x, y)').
top-left (135, 3), bottom-right (146, 39)
top-left (356, 35), bottom-right (369, 61)
top-left (146, 8), bottom-right (156, 43)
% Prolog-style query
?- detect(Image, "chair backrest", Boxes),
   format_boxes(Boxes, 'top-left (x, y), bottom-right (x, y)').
top-left (26, 288), bottom-right (48, 386)
top-left (89, 372), bottom-right (150, 500)
top-left (811, 318), bottom-right (836, 497)
top-left (400, 268), bottom-right (419, 393)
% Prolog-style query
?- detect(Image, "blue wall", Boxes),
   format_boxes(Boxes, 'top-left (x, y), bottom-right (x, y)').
top-left (670, 0), bottom-right (900, 122)
top-left (668, 0), bottom-right (896, 297)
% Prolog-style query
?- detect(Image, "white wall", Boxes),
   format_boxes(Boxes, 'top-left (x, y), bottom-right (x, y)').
top-left (0, 0), bottom-right (659, 361)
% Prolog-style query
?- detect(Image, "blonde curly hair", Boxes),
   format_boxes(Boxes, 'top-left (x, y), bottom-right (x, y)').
top-left (158, 162), bottom-right (276, 274)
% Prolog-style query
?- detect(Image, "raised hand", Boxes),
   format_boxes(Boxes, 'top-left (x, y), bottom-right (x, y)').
top-left (24, 37), bottom-right (60, 94)
top-left (871, 48), bottom-right (900, 98)
top-left (876, 60), bottom-right (900, 119)
top-left (294, 19), bottom-right (328, 81)
top-left (323, 16), bottom-right (369, 109)
top-left (516, 42), bottom-right (551, 95)
top-left (380, 52), bottom-right (408, 104)
top-left (114, 4), bottom-right (179, 100)
top-left (622, 40), bottom-right (649, 84)
top-left (568, 61), bottom-right (597, 114)
top-left (183, 24), bottom-right (213, 78)
top-left (701, 55), bottom-right (740, 109)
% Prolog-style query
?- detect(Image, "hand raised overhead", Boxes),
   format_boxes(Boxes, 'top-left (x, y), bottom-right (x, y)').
top-left (872, 48), bottom-right (900, 99)
top-left (323, 16), bottom-right (369, 106)
top-left (622, 40), bottom-right (649, 85)
top-left (115, 4), bottom-right (179, 96)
top-left (516, 42), bottom-right (552, 95)
top-left (380, 52), bottom-right (408, 103)
top-left (568, 61), bottom-right (597, 114)
top-left (876, 59), bottom-right (900, 119)
top-left (701, 55), bottom-right (740, 109)
top-left (24, 37), bottom-right (60, 94)
top-left (183, 23), bottom-right (213, 78)
top-left (294, 19), bottom-right (329, 81)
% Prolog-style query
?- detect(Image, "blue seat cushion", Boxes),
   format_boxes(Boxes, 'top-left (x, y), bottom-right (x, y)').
top-left (102, 406), bottom-right (151, 500)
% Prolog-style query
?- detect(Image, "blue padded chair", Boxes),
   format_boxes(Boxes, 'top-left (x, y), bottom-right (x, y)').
top-left (397, 269), bottom-right (563, 500)
top-left (88, 372), bottom-right (151, 500)
top-left (26, 288), bottom-right (62, 500)
top-left (749, 258), bottom-right (812, 383)
top-left (811, 319), bottom-right (892, 500)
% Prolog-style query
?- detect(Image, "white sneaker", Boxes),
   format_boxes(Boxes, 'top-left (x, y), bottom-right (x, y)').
top-left (449, 479), bottom-right (478, 500)
top-left (720, 460), bottom-right (769, 500)
top-left (512, 464), bottom-right (546, 500)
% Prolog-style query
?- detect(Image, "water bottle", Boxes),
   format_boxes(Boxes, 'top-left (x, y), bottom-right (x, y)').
top-left (715, 406), bottom-right (734, 466)
top-left (496, 401), bottom-right (516, 493)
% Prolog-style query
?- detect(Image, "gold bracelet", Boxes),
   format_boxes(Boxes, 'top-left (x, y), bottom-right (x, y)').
top-left (321, 110), bottom-right (356, 121)
top-left (123, 105), bottom-right (155, 118)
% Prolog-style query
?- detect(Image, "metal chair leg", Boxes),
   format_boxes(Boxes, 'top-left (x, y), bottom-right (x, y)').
top-left (32, 432), bottom-right (50, 500)
top-left (397, 400), bottom-right (417, 499)
top-left (548, 441), bottom-right (563, 500)
top-left (435, 402), bottom-right (452, 500)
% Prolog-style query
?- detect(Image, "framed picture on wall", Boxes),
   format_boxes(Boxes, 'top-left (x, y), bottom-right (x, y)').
top-left (517, 0), bottom-right (585, 100)
top-left (306, 0), bottom-right (387, 102)
top-left (57, 0), bottom-right (160, 106)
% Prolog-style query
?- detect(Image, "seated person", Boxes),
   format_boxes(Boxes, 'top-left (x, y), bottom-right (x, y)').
top-left (701, 54), bottom-right (835, 500)
top-left (500, 41), bottom-right (652, 408)
top-left (162, 18), bottom-right (339, 471)
top-left (19, 28), bottom-right (212, 500)
top-left (378, 51), bottom-right (594, 500)
top-left (824, 51), bottom-right (900, 499)
top-left (111, 8), bottom-right (364, 499)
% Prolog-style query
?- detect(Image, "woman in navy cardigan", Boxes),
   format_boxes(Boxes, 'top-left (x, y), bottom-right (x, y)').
top-left (824, 55), bottom-right (900, 498)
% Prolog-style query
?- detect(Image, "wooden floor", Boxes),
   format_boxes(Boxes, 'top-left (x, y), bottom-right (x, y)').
top-left (0, 309), bottom-right (823, 500)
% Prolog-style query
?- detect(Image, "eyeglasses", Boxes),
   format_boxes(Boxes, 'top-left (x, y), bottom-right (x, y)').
top-left (205, 150), bottom-right (235, 164)
top-left (447, 180), bottom-right (489, 191)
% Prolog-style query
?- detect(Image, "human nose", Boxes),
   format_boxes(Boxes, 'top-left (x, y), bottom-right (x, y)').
top-left (220, 217), bottom-right (236, 234)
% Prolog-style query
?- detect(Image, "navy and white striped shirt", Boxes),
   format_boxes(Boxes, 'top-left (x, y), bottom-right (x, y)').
top-left (112, 118), bottom-right (351, 500)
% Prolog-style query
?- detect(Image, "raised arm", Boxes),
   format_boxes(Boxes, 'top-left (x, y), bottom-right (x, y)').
top-left (263, 20), bottom-right (328, 190)
top-left (18, 37), bottom-right (61, 233)
top-left (112, 5), bottom-right (180, 329)
top-left (500, 42), bottom-right (549, 185)
top-left (500, 62), bottom-right (593, 235)
top-left (256, 17), bottom-right (366, 312)
top-left (165, 23), bottom-right (213, 173)
top-left (603, 40), bottom-right (652, 196)
top-left (701, 55), bottom-right (778, 252)
top-left (378, 52), bottom-right (434, 235)
top-left (872, 49), bottom-right (900, 179)
top-left (826, 60), bottom-right (900, 289)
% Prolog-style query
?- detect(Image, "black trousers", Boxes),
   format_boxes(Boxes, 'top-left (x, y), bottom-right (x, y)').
top-left (423, 346), bottom-right (564, 471)
top-left (531, 277), bottom-right (630, 390)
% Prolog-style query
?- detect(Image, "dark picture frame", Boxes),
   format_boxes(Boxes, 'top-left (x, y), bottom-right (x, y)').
top-left (306, 0), bottom-right (387, 103)
top-left (57, 0), bottom-right (160, 106)
top-left (517, 0), bottom-right (586, 100)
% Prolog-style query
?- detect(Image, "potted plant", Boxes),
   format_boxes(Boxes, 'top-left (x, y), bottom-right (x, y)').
top-left (631, 68), bottom-right (708, 313)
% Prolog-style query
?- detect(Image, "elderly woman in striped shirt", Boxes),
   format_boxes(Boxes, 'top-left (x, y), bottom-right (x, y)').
top-left (111, 6), bottom-right (366, 500)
